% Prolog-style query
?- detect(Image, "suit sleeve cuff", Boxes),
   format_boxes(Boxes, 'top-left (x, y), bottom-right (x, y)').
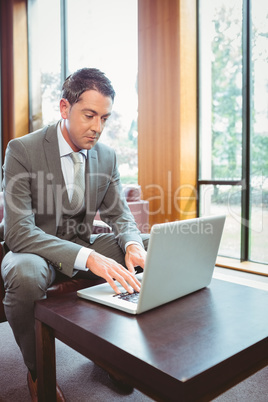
top-left (74, 247), bottom-right (94, 271)
top-left (125, 241), bottom-right (144, 252)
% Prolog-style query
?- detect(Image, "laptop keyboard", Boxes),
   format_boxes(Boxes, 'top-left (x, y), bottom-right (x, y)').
top-left (113, 291), bottom-right (140, 304)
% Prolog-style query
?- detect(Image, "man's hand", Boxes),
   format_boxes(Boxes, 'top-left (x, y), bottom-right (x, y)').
top-left (125, 244), bottom-right (147, 274)
top-left (86, 251), bottom-right (141, 295)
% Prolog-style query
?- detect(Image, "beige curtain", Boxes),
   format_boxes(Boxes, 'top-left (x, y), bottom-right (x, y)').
top-left (138, 0), bottom-right (197, 225)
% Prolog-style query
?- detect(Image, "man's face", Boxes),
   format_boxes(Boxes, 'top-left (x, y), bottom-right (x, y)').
top-left (60, 89), bottom-right (113, 151)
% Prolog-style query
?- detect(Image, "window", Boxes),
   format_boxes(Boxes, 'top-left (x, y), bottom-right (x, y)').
top-left (198, 0), bottom-right (268, 267)
top-left (28, 0), bottom-right (61, 130)
top-left (28, 0), bottom-right (138, 183)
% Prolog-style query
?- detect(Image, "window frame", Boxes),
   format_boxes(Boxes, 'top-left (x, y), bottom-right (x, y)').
top-left (197, 0), bottom-right (268, 273)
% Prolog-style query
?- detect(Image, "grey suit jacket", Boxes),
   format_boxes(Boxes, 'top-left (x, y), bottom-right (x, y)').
top-left (2, 123), bottom-right (143, 277)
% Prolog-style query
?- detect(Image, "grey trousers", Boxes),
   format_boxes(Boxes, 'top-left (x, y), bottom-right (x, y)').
top-left (1, 233), bottom-right (149, 373)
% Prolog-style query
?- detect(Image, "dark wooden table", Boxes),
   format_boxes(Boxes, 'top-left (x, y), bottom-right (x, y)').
top-left (35, 279), bottom-right (268, 402)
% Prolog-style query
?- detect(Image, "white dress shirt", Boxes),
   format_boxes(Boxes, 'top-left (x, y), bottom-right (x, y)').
top-left (57, 124), bottom-right (91, 271)
top-left (57, 123), bottom-right (141, 272)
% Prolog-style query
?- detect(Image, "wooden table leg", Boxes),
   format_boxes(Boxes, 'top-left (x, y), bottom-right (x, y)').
top-left (35, 319), bottom-right (57, 402)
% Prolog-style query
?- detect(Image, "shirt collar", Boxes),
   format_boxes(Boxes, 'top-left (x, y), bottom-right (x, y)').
top-left (57, 122), bottom-right (87, 159)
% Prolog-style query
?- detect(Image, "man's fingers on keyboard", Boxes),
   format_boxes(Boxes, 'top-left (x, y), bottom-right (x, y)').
top-left (118, 267), bottom-right (141, 291)
top-left (106, 276), bottom-right (121, 294)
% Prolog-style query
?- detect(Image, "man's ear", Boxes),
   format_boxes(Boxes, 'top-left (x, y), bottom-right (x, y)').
top-left (59, 98), bottom-right (70, 119)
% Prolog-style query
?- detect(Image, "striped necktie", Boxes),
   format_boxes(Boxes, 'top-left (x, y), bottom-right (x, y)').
top-left (70, 152), bottom-right (85, 210)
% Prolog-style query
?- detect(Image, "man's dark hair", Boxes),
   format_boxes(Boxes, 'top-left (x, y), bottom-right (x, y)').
top-left (61, 68), bottom-right (116, 105)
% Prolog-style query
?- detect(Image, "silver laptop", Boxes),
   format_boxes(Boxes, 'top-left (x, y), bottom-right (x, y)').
top-left (77, 215), bottom-right (226, 314)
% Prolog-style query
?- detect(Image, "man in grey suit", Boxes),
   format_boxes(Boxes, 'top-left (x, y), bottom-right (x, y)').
top-left (1, 68), bottom-right (148, 400)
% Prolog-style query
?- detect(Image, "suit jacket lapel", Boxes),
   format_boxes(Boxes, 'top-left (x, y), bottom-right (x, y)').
top-left (43, 123), bottom-right (63, 227)
top-left (85, 147), bottom-right (98, 222)
top-left (43, 124), bottom-right (99, 229)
